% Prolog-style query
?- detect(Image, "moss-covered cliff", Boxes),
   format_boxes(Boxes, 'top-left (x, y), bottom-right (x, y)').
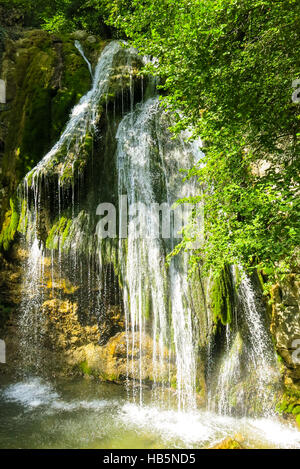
top-left (0, 29), bottom-right (148, 384)
top-left (0, 29), bottom-right (104, 229)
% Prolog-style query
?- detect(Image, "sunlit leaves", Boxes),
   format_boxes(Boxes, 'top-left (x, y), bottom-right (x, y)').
top-left (105, 0), bottom-right (300, 281)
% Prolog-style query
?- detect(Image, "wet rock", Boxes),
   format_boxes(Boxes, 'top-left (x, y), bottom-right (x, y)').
top-left (71, 31), bottom-right (88, 41)
top-left (210, 436), bottom-right (244, 449)
top-left (86, 36), bottom-right (97, 44)
top-left (0, 29), bottom-right (93, 230)
top-left (270, 274), bottom-right (300, 389)
top-left (67, 331), bottom-right (175, 383)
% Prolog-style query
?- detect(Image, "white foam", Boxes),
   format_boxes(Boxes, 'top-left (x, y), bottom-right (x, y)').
top-left (2, 379), bottom-right (116, 413)
top-left (50, 399), bottom-right (117, 412)
top-left (3, 380), bottom-right (300, 448)
top-left (3, 378), bottom-right (59, 408)
top-left (120, 403), bottom-right (300, 448)
top-left (248, 417), bottom-right (300, 448)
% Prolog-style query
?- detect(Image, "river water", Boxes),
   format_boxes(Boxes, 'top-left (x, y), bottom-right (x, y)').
top-left (0, 377), bottom-right (299, 449)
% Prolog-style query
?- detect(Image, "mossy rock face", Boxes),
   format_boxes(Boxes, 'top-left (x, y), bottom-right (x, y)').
top-left (0, 198), bottom-right (19, 251)
top-left (67, 332), bottom-right (175, 384)
top-left (210, 264), bottom-right (235, 326)
top-left (269, 272), bottom-right (300, 390)
top-left (276, 388), bottom-right (300, 428)
top-left (0, 29), bottom-right (93, 229)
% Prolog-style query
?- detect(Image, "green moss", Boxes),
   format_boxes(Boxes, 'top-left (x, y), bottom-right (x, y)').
top-left (17, 199), bottom-right (28, 234)
top-left (46, 216), bottom-right (70, 250)
top-left (144, 294), bottom-right (151, 321)
top-left (78, 361), bottom-right (92, 376)
top-left (60, 133), bottom-right (94, 184)
top-left (62, 219), bottom-right (72, 245)
top-left (276, 388), bottom-right (300, 421)
top-left (276, 353), bottom-right (283, 364)
top-left (170, 375), bottom-right (177, 389)
top-left (5, 45), bottom-right (56, 179)
top-left (46, 225), bottom-right (58, 250)
top-left (287, 403), bottom-right (295, 413)
top-left (1, 30), bottom-right (92, 223)
top-left (257, 269), bottom-right (265, 291)
top-left (99, 371), bottom-right (119, 382)
top-left (0, 198), bottom-right (20, 251)
top-left (292, 405), bottom-right (300, 416)
top-left (211, 264), bottom-right (234, 326)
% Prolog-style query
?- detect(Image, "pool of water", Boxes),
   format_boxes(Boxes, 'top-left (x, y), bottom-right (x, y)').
top-left (0, 376), bottom-right (299, 449)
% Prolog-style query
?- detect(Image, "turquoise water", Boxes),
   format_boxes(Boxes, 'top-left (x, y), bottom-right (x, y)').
top-left (0, 377), bottom-right (299, 449)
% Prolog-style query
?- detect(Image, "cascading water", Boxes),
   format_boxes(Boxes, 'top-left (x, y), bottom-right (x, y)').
top-left (236, 267), bottom-right (279, 415)
top-left (18, 238), bottom-right (46, 375)
top-left (209, 266), bottom-right (279, 417)
top-left (26, 40), bottom-right (139, 183)
top-left (75, 40), bottom-right (94, 79)
top-left (116, 97), bottom-right (200, 410)
top-left (214, 329), bottom-right (243, 416)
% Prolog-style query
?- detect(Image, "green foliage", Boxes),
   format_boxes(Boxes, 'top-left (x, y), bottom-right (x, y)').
top-left (211, 264), bottom-right (234, 325)
top-left (276, 388), bottom-right (300, 419)
top-left (0, 0), bottom-right (114, 36)
top-left (104, 0), bottom-right (300, 281)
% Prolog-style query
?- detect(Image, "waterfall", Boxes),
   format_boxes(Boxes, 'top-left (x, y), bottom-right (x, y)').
top-left (26, 41), bottom-right (139, 184)
top-left (215, 330), bottom-right (242, 415)
top-left (18, 238), bottom-right (46, 375)
top-left (237, 267), bottom-right (279, 415)
top-left (116, 97), bottom-right (199, 410)
top-left (210, 266), bottom-right (279, 417)
top-left (14, 40), bottom-right (281, 419)
top-left (75, 40), bottom-right (94, 79)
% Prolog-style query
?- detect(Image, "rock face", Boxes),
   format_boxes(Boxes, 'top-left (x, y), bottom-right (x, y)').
top-left (0, 30), bottom-right (147, 383)
top-left (0, 242), bottom-right (175, 383)
top-left (0, 30), bottom-right (111, 377)
top-left (0, 242), bottom-right (124, 378)
top-left (0, 28), bottom-right (104, 226)
top-left (271, 272), bottom-right (300, 388)
top-left (67, 332), bottom-right (175, 383)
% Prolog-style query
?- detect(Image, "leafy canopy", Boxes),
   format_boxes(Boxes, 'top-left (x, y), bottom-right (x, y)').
top-left (105, 0), bottom-right (300, 281)
top-left (1, 0), bottom-right (299, 282)
top-left (0, 0), bottom-right (113, 35)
